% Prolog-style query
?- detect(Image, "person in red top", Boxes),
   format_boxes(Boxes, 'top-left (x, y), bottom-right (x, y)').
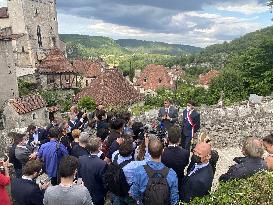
top-left (0, 157), bottom-right (11, 205)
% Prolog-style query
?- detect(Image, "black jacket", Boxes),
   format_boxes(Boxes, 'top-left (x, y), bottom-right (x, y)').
top-left (181, 164), bottom-right (213, 203)
top-left (11, 178), bottom-right (44, 205)
top-left (78, 155), bottom-right (107, 205)
top-left (219, 157), bottom-right (267, 182)
top-left (8, 144), bottom-right (22, 170)
top-left (28, 128), bottom-right (49, 146)
top-left (188, 150), bottom-right (219, 176)
top-left (162, 146), bottom-right (190, 190)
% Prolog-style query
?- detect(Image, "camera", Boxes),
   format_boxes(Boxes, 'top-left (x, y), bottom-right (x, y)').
top-left (138, 124), bottom-right (168, 143)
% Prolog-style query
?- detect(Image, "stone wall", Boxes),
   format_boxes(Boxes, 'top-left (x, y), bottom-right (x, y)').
top-left (0, 39), bottom-right (19, 109)
top-left (134, 96), bottom-right (273, 148)
top-left (3, 104), bottom-right (49, 130)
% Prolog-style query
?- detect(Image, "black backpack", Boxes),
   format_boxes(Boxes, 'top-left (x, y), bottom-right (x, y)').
top-left (143, 165), bottom-right (170, 205)
top-left (104, 154), bottom-right (132, 197)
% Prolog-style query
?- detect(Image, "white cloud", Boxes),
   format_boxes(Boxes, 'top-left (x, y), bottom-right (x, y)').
top-left (215, 0), bottom-right (268, 15)
top-left (58, 11), bottom-right (264, 48)
top-left (0, 0), bottom-right (6, 7)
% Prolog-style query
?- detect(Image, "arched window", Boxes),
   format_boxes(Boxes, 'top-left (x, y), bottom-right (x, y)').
top-left (32, 113), bottom-right (38, 120)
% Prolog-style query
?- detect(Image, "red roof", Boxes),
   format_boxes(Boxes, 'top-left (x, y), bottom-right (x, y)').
top-left (135, 64), bottom-right (173, 91)
top-left (75, 69), bottom-right (143, 107)
top-left (72, 59), bottom-right (105, 78)
top-left (0, 7), bottom-right (8, 18)
top-left (199, 70), bottom-right (220, 85)
top-left (46, 106), bottom-right (60, 112)
top-left (38, 49), bottom-right (75, 74)
top-left (9, 95), bottom-right (47, 114)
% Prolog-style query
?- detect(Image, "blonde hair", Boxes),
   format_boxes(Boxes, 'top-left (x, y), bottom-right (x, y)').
top-left (198, 132), bottom-right (211, 144)
top-left (72, 129), bottom-right (81, 139)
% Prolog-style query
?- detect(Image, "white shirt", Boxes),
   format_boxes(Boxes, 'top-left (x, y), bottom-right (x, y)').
top-left (188, 162), bottom-right (209, 176)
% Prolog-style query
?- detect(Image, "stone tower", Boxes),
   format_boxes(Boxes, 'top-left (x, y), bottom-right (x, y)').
top-left (0, 36), bottom-right (19, 109)
top-left (1, 0), bottom-right (62, 69)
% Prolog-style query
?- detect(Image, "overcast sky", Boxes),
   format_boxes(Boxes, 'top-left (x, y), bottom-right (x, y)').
top-left (0, 0), bottom-right (272, 47)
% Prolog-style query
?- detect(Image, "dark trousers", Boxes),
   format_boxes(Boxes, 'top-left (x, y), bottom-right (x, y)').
top-left (181, 135), bottom-right (192, 151)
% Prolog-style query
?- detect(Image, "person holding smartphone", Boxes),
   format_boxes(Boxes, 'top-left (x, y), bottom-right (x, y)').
top-left (0, 154), bottom-right (11, 205)
top-left (11, 160), bottom-right (49, 205)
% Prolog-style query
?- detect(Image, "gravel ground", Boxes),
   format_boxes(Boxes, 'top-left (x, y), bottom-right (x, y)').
top-left (212, 147), bottom-right (243, 190)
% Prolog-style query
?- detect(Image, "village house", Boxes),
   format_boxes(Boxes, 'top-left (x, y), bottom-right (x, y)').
top-left (72, 58), bottom-right (107, 87)
top-left (2, 95), bottom-right (49, 130)
top-left (75, 68), bottom-right (143, 107)
top-left (37, 49), bottom-right (81, 90)
top-left (198, 69), bottom-right (220, 88)
top-left (135, 64), bottom-right (185, 95)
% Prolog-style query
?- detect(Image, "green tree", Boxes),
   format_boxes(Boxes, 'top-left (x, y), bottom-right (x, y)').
top-left (77, 96), bottom-right (96, 111)
top-left (228, 37), bottom-right (273, 95)
top-left (207, 69), bottom-right (248, 105)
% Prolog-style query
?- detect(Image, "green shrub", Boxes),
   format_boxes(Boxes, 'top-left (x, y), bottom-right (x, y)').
top-left (77, 96), bottom-right (96, 112)
top-left (188, 171), bottom-right (273, 205)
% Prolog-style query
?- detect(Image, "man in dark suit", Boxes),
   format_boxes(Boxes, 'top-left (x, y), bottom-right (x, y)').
top-left (181, 100), bottom-right (200, 150)
top-left (157, 99), bottom-right (178, 130)
top-left (27, 124), bottom-right (49, 147)
top-left (162, 126), bottom-right (190, 194)
top-left (78, 138), bottom-right (107, 205)
top-left (11, 160), bottom-right (49, 205)
top-left (180, 142), bottom-right (213, 203)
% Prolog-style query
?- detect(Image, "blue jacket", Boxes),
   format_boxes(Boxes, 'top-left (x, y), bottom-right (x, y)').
top-left (38, 140), bottom-right (68, 178)
top-left (11, 178), bottom-right (44, 205)
top-left (180, 164), bottom-right (213, 203)
top-left (181, 109), bottom-right (200, 137)
top-left (130, 161), bottom-right (179, 205)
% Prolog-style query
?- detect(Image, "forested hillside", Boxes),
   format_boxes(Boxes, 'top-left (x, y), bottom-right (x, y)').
top-left (115, 39), bottom-right (201, 55)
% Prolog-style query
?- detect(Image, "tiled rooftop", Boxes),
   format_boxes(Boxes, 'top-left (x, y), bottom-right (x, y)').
top-left (75, 68), bottom-right (143, 106)
top-left (9, 95), bottom-right (47, 114)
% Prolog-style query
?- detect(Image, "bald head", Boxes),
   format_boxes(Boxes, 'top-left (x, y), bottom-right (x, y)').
top-left (193, 142), bottom-right (212, 164)
top-left (148, 139), bottom-right (163, 159)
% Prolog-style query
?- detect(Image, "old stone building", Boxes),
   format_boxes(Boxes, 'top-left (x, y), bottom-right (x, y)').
top-left (2, 94), bottom-right (49, 130)
top-left (135, 64), bottom-right (185, 95)
top-left (75, 68), bottom-right (143, 107)
top-left (0, 0), bottom-right (65, 74)
top-left (37, 49), bottom-right (81, 90)
top-left (0, 35), bottom-right (19, 110)
top-left (72, 58), bottom-right (107, 87)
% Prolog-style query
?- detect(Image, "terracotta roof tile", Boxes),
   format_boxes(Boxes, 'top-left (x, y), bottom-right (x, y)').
top-left (75, 68), bottom-right (143, 107)
top-left (72, 59), bottom-right (105, 78)
top-left (47, 106), bottom-right (60, 112)
top-left (199, 70), bottom-right (220, 85)
top-left (9, 95), bottom-right (47, 114)
top-left (135, 64), bottom-right (173, 91)
top-left (38, 49), bottom-right (75, 74)
top-left (0, 7), bottom-right (8, 18)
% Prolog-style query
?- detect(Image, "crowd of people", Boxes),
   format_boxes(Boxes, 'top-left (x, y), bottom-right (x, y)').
top-left (0, 99), bottom-right (272, 205)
